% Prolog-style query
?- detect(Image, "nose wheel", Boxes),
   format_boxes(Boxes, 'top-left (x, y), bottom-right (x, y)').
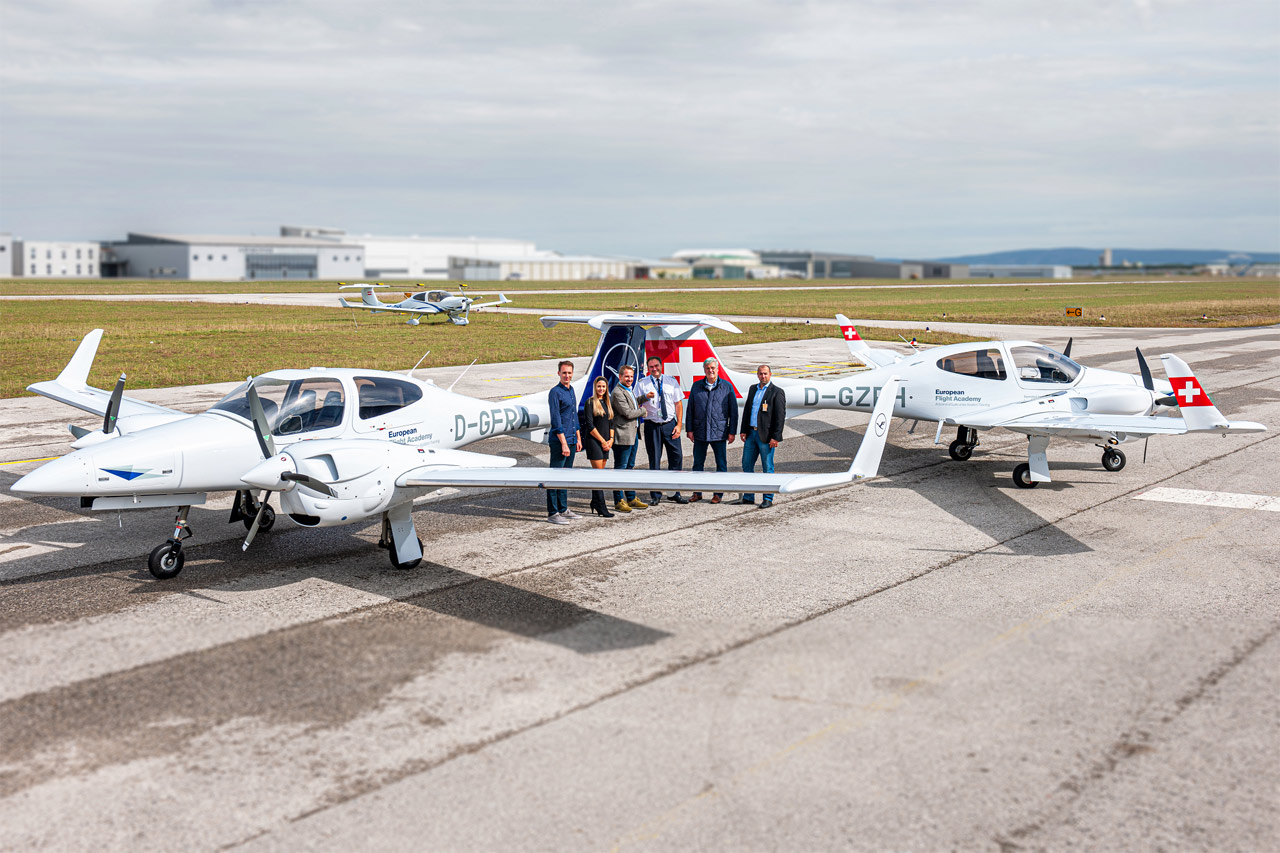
top-left (1101, 448), bottom-right (1126, 472)
top-left (149, 506), bottom-right (192, 579)
top-left (948, 426), bottom-right (978, 461)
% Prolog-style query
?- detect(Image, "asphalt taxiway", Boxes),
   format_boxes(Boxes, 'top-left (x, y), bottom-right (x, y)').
top-left (0, 325), bottom-right (1276, 851)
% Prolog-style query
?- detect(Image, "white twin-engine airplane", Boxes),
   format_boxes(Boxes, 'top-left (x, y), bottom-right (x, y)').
top-left (339, 284), bottom-right (511, 325)
top-left (11, 318), bottom-right (899, 580)
top-left (540, 312), bottom-right (1264, 490)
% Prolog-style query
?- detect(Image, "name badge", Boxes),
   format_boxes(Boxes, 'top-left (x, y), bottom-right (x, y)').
top-left (761, 403), bottom-right (768, 411)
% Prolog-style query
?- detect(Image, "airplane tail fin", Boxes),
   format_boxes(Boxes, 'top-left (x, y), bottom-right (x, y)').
top-left (339, 283), bottom-right (387, 308)
top-left (541, 312), bottom-right (746, 405)
top-left (836, 314), bottom-right (901, 367)
top-left (1160, 354), bottom-right (1266, 434)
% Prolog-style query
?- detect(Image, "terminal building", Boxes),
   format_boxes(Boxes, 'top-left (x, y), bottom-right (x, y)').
top-left (967, 264), bottom-right (1072, 279)
top-left (282, 226), bottom-right (542, 280)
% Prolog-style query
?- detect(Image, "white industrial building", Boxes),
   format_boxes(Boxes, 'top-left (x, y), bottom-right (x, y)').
top-left (283, 226), bottom-right (542, 280)
top-left (968, 264), bottom-right (1073, 279)
top-left (106, 233), bottom-right (365, 280)
top-left (450, 254), bottom-right (689, 282)
top-left (0, 234), bottom-right (12, 277)
top-left (13, 239), bottom-right (101, 278)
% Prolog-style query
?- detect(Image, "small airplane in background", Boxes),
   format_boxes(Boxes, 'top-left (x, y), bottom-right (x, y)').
top-left (11, 321), bottom-right (897, 579)
top-left (339, 283), bottom-right (511, 325)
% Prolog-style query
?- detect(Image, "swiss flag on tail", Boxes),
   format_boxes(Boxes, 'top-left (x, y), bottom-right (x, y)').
top-left (1169, 376), bottom-right (1211, 407)
top-left (842, 325), bottom-right (860, 342)
top-left (645, 338), bottom-right (741, 399)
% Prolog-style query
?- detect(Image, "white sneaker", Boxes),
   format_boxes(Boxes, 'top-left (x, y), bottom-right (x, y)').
top-left (547, 513), bottom-right (569, 525)
top-left (561, 509), bottom-right (582, 520)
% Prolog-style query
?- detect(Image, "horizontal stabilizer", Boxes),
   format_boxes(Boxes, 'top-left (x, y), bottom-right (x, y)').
top-left (28, 330), bottom-right (181, 420)
top-left (540, 312), bottom-right (743, 334)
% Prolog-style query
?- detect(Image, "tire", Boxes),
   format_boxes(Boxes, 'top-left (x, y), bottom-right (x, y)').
top-left (389, 538), bottom-right (425, 570)
top-left (1102, 449), bottom-right (1126, 472)
top-left (948, 440), bottom-right (973, 462)
top-left (148, 542), bottom-right (185, 579)
top-left (241, 504), bottom-right (275, 532)
top-left (1012, 463), bottom-right (1038, 489)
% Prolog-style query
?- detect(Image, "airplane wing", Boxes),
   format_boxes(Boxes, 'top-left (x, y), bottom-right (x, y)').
top-left (402, 377), bottom-right (901, 492)
top-left (26, 330), bottom-right (182, 419)
top-left (339, 300), bottom-right (443, 315)
top-left (466, 294), bottom-right (511, 311)
top-left (947, 410), bottom-right (1192, 440)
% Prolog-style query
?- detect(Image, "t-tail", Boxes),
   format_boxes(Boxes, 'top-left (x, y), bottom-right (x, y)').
top-left (338, 283), bottom-right (389, 309)
top-left (540, 312), bottom-right (749, 406)
top-left (1160, 354), bottom-right (1266, 434)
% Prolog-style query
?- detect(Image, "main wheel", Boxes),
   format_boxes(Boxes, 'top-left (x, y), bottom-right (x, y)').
top-left (948, 439), bottom-right (974, 462)
top-left (389, 538), bottom-right (425, 570)
top-left (148, 542), bottom-right (185, 579)
top-left (1101, 448), bottom-right (1126, 472)
top-left (241, 504), bottom-right (275, 532)
top-left (1012, 463), bottom-right (1038, 489)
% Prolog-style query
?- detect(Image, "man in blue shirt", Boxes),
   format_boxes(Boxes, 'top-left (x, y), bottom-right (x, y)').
top-left (546, 360), bottom-right (582, 523)
top-left (737, 364), bottom-right (786, 508)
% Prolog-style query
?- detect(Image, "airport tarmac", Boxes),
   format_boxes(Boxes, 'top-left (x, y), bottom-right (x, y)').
top-left (0, 325), bottom-right (1276, 851)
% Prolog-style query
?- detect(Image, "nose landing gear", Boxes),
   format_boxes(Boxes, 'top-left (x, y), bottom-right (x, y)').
top-left (948, 426), bottom-right (978, 461)
top-left (149, 505), bottom-right (192, 579)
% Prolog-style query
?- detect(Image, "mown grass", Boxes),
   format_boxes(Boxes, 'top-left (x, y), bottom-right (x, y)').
top-left (0, 301), bottom-right (973, 399)
top-left (510, 279), bottom-right (1280, 328)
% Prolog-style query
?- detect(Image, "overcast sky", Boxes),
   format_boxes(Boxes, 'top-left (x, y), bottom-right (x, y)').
top-left (1, 0), bottom-right (1277, 257)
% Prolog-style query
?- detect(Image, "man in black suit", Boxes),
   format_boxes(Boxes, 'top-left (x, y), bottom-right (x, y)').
top-left (737, 364), bottom-right (786, 508)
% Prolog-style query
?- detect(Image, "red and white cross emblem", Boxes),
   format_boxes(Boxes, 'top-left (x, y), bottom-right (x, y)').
top-left (1169, 376), bottom-right (1210, 407)
top-left (842, 326), bottom-right (859, 341)
top-left (645, 338), bottom-right (741, 398)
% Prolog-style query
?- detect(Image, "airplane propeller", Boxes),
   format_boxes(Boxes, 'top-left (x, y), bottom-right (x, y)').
top-left (241, 380), bottom-right (336, 551)
top-left (1136, 348), bottom-right (1177, 408)
top-left (1062, 338), bottom-right (1073, 359)
top-left (103, 373), bottom-right (126, 434)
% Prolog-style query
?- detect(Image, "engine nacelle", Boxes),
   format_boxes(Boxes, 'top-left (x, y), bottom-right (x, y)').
top-left (264, 439), bottom-right (428, 527)
top-left (1076, 386), bottom-right (1156, 416)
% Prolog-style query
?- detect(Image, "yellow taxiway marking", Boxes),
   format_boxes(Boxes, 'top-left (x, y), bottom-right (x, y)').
top-left (0, 456), bottom-right (58, 466)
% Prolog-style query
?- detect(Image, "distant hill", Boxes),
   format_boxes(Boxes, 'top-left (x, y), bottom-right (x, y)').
top-left (933, 248), bottom-right (1280, 267)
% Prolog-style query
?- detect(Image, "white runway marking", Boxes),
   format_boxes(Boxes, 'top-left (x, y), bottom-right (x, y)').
top-left (1134, 487), bottom-right (1280, 512)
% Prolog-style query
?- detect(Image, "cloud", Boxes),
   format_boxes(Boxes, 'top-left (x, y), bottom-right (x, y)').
top-left (1, 0), bottom-right (1277, 255)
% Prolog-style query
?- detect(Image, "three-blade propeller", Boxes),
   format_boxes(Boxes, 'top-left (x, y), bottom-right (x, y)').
top-left (103, 373), bottom-right (126, 434)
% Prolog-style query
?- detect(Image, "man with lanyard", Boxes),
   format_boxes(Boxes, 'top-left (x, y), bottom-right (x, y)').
top-left (737, 364), bottom-right (786, 508)
top-left (634, 355), bottom-right (688, 505)
top-left (546, 360), bottom-right (582, 524)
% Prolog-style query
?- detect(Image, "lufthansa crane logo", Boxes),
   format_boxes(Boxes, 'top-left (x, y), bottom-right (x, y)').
top-left (874, 412), bottom-right (888, 436)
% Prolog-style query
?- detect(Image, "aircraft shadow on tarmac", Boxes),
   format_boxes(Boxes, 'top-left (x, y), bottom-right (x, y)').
top-left (0, 496), bottom-right (672, 655)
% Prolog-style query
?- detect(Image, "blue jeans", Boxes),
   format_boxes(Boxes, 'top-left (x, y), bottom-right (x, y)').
top-left (547, 441), bottom-right (576, 515)
top-left (740, 430), bottom-right (775, 503)
top-left (643, 420), bottom-right (683, 501)
top-left (612, 441), bottom-right (638, 503)
top-left (691, 439), bottom-right (728, 497)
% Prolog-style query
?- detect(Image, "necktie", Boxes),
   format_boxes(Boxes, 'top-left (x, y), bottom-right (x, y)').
top-left (658, 376), bottom-right (667, 421)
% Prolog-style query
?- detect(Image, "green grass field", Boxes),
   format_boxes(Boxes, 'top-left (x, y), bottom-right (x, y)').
top-left (0, 301), bottom-right (974, 399)
top-left (508, 279), bottom-right (1279, 328)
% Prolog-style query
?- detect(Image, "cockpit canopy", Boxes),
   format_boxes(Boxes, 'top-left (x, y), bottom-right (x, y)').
top-left (1009, 345), bottom-right (1081, 384)
top-left (210, 375), bottom-right (346, 436)
top-left (426, 290), bottom-right (450, 302)
top-left (937, 348), bottom-right (1007, 381)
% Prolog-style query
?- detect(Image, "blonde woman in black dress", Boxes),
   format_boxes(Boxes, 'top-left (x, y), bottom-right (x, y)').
top-left (579, 377), bottom-right (616, 517)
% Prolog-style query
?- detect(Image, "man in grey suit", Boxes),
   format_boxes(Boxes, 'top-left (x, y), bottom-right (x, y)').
top-left (610, 365), bottom-right (649, 513)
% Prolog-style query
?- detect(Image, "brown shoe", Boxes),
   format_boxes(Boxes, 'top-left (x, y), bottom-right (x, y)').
top-left (710, 495), bottom-right (721, 504)
top-left (689, 493), bottom-right (702, 502)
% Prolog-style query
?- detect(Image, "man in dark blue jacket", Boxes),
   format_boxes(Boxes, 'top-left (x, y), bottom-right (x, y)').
top-left (546, 360), bottom-right (582, 523)
top-left (684, 358), bottom-right (738, 503)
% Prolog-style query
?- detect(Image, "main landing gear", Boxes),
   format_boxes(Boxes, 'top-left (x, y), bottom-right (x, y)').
top-left (149, 506), bottom-right (192, 579)
top-left (1101, 447), bottom-right (1126, 472)
top-left (948, 426), bottom-right (978, 461)
top-left (230, 489), bottom-right (275, 533)
top-left (377, 509), bottom-right (424, 570)
top-left (1012, 463), bottom-right (1036, 489)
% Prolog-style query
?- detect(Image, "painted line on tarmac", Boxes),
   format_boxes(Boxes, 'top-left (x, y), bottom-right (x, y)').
top-left (0, 457), bottom-right (58, 466)
top-left (1134, 487), bottom-right (1280, 512)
